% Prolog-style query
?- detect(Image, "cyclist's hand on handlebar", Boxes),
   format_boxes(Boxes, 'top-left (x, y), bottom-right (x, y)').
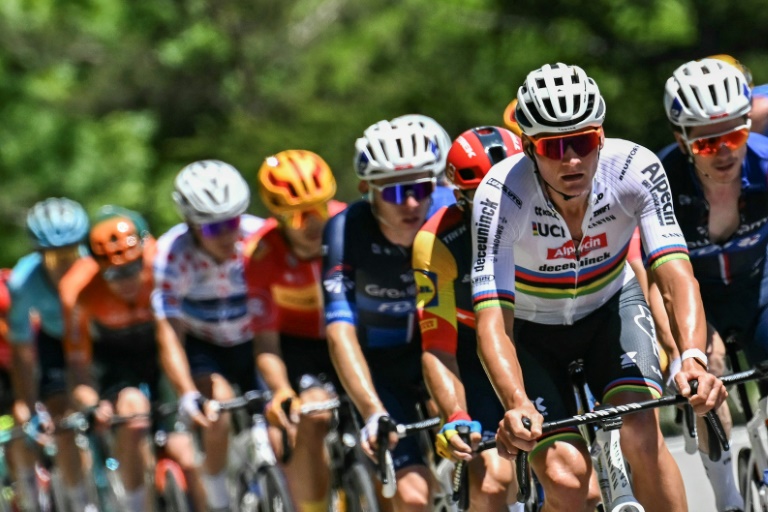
top-left (360, 411), bottom-right (396, 459)
top-left (178, 391), bottom-right (210, 428)
top-left (675, 361), bottom-right (727, 415)
top-left (92, 400), bottom-right (114, 432)
top-left (265, 388), bottom-right (300, 429)
top-left (435, 412), bottom-right (482, 462)
top-left (496, 401), bottom-right (542, 460)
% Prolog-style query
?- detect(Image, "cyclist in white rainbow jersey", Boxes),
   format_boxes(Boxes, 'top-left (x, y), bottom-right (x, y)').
top-left (471, 63), bottom-right (727, 512)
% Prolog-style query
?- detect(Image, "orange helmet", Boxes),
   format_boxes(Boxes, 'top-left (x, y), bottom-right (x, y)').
top-left (257, 150), bottom-right (337, 214)
top-left (89, 216), bottom-right (143, 267)
top-left (502, 98), bottom-right (523, 137)
top-left (706, 54), bottom-right (754, 87)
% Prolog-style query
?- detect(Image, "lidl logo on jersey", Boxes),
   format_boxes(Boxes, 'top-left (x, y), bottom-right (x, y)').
top-left (531, 222), bottom-right (566, 238)
top-left (546, 233), bottom-right (607, 259)
top-left (414, 269), bottom-right (439, 308)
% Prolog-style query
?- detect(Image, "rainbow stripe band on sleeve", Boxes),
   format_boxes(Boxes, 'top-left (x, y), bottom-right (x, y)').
top-left (472, 290), bottom-right (515, 312)
top-left (646, 244), bottom-right (689, 271)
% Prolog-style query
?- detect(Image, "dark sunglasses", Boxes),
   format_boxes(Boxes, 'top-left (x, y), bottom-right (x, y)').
top-left (370, 178), bottom-right (436, 205)
top-left (102, 258), bottom-right (143, 282)
top-left (200, 216), bottom-right (241, 238)
top-left (530, 128), bottom-right (603, 160)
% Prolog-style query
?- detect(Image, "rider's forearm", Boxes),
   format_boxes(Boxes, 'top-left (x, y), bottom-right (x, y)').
top-left (422, 350), bottom-right (467, 418)
top-left (476, 307), bottom-right (528, 410)
top-left (653, 259), bottom-right (707, 356)
top-left (156, 317), bottom-right (198, 396)
top-left (326, 322), bottom-right (385, 419)
top-left (647, 271), bottom-right (680, 360)
top-left (10, 344), bottom-right (38, 409)
top-left (253, 331), bottom-right (293, 393)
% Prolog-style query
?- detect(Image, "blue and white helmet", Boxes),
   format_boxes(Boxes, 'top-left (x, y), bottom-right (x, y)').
top-left (172, 159), bottom-right (251, 223)
top-left (26, 197), bottom-right (89, 249)
top-left (391, 114), bottom-right (451, 172)
top-left (354, 119), bottom-right (442, 181)
top-left (664, 58), bottom-right (752, 127)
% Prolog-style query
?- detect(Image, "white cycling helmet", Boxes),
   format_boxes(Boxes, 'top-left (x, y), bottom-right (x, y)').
top-left (391, 114), bottom-right (451, 171)
top-left (172, 159), bottom-right (250, 223)
top-left (515, 63), bottom-right (606, 136)
top-left (354, 119), bottom-right (442, 181)
top-left (664, 58), bottom-right (752, 127)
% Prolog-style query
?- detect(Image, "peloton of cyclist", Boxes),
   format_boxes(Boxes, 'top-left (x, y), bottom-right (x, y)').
top-left (412, 125), bottom-right (525, 512)
top-left (62, 207), bottom-right (206, 512)
top-left (323, 117), bottom-right (442, 511)
top-left (658, 57), bottom-right (768, 512)
top-left (6, 197), bottom-right (95, 511)
top-left (471, 63), bottom-right (726, 512)
top-left (244, 149), bottom-right (346, 512)
top-left (151, 160), bottom-right (264, 512)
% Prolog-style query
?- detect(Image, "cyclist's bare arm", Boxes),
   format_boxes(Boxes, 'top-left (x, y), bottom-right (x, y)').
top-left (475, 307), bottom-right (541, 453)
top-left (253, 330), bottom-right (293, 392)
top-left (652, 258), bottom-right (727, 412)
top-left (326, 322), bottom-right (384, 419)
top-left (10, 343), bottom-right (37, 415)
top-left (647, 269), bottom-right (680, 362)
top-left (422, 348), bottom-right (467, 418)
top-left (156, 317), bottom-right (197, 396)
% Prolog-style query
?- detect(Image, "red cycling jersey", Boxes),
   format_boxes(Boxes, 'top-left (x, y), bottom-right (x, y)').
top-left (244, 200), bottom-right (346, 340)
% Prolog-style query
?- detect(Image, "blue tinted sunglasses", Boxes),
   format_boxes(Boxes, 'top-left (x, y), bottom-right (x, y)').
top-left (370, 178), bottom-right (436, 205)
top-left (200, 216), bottom-right (241, 238)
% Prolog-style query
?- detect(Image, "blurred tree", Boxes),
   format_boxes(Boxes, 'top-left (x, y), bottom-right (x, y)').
top-left (0, 0), bottom-right (765, 266)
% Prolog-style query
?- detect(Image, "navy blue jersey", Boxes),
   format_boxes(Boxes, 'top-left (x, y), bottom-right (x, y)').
top-left (322, 200), bottom-right (422, 378)
top-left (658, 134), bottom-right (768, 288)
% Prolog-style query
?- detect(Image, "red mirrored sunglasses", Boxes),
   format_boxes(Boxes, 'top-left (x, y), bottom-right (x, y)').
top-left (529, 128), bottom-right (603, 160)
top-left (686, 124), bottom-right (750, 157)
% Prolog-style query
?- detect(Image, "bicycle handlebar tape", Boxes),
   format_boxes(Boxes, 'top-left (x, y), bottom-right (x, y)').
top-left (451, 425), bottom-right (471, 511)
top-left (377, 416), bottom-right (396, 484)
top-left (689, 379), bottom-right (729, 459)
top-left (516, 417), bottom-right (532, 504)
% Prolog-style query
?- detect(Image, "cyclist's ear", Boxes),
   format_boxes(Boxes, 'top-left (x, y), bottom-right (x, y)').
top-left (522, 137), bottom-right (536, 159)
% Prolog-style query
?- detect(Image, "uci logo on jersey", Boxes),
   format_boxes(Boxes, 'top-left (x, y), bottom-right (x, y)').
top-left (531, 222), bottom-right (566, 238)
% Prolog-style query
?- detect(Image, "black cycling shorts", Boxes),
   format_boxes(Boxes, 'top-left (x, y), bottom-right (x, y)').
top-left (513, 279), bottom-right (662, 443)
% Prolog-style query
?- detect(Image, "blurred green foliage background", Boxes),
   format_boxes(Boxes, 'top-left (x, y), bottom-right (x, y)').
top-left (1, 0), bottom-right (767, 266)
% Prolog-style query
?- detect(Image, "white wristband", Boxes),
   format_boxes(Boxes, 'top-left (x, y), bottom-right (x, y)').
top-left (681, 348), bottom-right (708, 370)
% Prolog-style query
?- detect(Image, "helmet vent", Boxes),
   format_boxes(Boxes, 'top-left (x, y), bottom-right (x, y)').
top-left (458, 168), bottom-right (477, 181)
top-left (487, 146), bottom-right (507, 165)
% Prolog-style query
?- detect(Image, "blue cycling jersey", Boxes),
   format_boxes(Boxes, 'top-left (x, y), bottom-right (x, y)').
top-left (658, 133), bottom-right (768, 287)
top-left (322, 200), bottom-right (422, 353)
top-left (754, 84), bottom-right (768, 137)
top-left (8, 253), bottom-right (65, 342)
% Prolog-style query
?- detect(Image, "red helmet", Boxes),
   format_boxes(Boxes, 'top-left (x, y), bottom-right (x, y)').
top-left (445, 126), bottom-right (522, 190)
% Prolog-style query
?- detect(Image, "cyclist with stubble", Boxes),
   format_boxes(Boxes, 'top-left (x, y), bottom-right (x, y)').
top-left (323, 118), bottom-right (442, 512)
top-left (471, 63), bottom-right (726, 512)
top-left (151, 160), bottom-right (264, 512)
top-left (657, 58), bottom-right (768, 512)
